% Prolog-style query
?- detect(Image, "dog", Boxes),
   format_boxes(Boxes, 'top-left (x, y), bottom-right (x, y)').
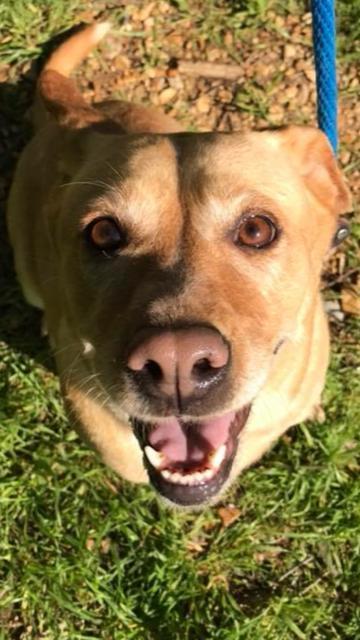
top-left (7, 23), bottom-right (351, 508)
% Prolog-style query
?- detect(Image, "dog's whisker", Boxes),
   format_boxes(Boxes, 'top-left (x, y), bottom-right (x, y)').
top-left (59, 179), bottom-right (118, 192)
top-left (105, 161), bottom-right (123, 181)
top-left (52, 341), bottom-right (81, 357)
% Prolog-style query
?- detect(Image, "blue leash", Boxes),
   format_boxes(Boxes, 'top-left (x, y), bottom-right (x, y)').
top-left (311, 0), bottom-right (338, 154)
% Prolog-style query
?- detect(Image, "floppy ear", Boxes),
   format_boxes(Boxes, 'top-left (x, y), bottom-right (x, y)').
top-left (38, 69), bottom-right (105, 129)
top-left (277, 125), bottom-right (352, 215)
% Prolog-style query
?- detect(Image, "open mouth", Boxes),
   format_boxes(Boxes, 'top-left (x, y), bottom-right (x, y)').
top-left (132, 405), bottom-right (251, 506)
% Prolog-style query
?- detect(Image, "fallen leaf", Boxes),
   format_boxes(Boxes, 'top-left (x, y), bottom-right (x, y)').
top-left (86, 537), bottom-right (95, 551)
top-left (100, 538), bottom-right (111, 554)
top-left (186, 538), bottom-right (206, 554)
top-left (341, 288), bottom-right (360, 316)
top-left (218, 504), bottom-right (241, 528)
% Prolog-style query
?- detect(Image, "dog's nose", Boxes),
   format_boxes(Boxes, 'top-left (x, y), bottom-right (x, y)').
top-left (127, 327), bottom-right (229, 400)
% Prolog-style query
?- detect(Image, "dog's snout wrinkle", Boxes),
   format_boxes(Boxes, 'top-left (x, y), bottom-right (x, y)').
top-left (127, 326), bottom-right (229, 403)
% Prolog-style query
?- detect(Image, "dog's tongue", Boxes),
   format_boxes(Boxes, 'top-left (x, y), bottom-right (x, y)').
top-left (148, 412), bottom-right (235, 464)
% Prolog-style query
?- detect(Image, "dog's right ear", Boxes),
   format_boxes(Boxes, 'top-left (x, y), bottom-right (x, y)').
top-left (276, 125), bottom-right (352, 216)
top-left (38, 69), bottom-right (104, 129)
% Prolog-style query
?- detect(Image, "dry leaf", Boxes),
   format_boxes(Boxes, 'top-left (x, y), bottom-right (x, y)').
top-left (341, 288), bottom-right (360, 316)
top-left (100, 538), bottom-right (111, 554)
top-left (186, 538), bottom-right (206, 554)
top-left (218, 504), bottom-right (241, 528)
top-left (86, 537), bottom-right (95, 551)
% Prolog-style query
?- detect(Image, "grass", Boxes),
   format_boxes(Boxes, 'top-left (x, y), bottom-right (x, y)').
top-left (0, 1), bottom-right (359, 638)
top-left (1, 319), bottom-right (359, 639)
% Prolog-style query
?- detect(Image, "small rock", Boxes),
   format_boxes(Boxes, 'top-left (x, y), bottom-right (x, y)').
top-left (269, 104), bottom-right (285, 118)
top-left (284, 43), bottom-right (297, 59)
top-left (159, 87), bottom-right (177, 105)
top-left (196, 94), bottom-right (212, 114)
top-left (284, 85), bottom-right (298, 100)
top-left (296, 83), bottom-right (310, 106)
top-left (340, 149), bottom-right (351, 164)
top-left (139, 2), bottom-right (156, 22)
top-left (325, 299), bottom-right (345, 322)
top-left (275, 15), bottom-right (285, 28)
top-left (218, 88), bottom-right (233, 103)
top-left (224, 32), bottom-right (233, 47)
top-left (208, 48), bottom-right (222, 62)
top-left (304, 67), bottom-right (316, 83)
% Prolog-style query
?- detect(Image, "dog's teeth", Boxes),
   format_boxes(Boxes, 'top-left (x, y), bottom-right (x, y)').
top-left (202, 468), bottom-right (213, 481)
top-left (160, 467), bottom-right (216, 486)
top-left (144, 446), bottom-right (164, 469)
top-left (210, 444), bottom-right (227, 469)
top-left (170, 471), bottom-right (182, 484)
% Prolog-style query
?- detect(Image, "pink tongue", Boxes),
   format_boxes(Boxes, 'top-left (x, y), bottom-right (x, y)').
top-left (148, 412), bottom-right (235, 464)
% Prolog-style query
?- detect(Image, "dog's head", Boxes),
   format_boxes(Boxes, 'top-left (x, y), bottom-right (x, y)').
top-left (47, 122), bottom-right (350, 507)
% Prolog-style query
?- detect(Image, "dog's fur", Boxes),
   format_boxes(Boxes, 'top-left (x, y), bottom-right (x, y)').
top-left (7, 24), bottom-right (352, 504)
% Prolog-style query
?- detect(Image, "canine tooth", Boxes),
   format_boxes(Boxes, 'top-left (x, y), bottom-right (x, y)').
top-left (161, 469), bottom-right (171, 480)
top-left (144, 446), bottom-right (164, 469)
top-left (202, 468), bottom-right (214, 481)
top-left (210, 444), bottom-right (226, 469)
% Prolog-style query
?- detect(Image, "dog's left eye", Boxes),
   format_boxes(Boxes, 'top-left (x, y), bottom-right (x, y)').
top-left (235, 214), bottom-right (278, 249)
top-left (86, 217), bottom-right (126, 254)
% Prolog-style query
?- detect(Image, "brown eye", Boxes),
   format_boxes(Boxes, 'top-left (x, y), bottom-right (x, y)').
top-left (86, 217), bottom-right (126, 254)
top-left (235, 214), bottom-right (278, 249)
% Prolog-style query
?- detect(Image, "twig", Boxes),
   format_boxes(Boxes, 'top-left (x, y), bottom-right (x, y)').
top-left (321, 266), bottom-right (359, 290)
top-left (278, 555), bottom-right (314, 582)
top-left (173, 59), bottom-right (243, 81)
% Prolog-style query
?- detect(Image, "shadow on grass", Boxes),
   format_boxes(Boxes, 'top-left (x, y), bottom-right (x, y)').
top-left (0, 64), bottom-right (49, 364)
top-left (0, 25), bottom-right (90, 369)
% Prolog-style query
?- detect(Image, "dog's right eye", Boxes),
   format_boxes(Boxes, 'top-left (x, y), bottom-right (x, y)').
top-left (234, 214), bottom-right (278, 249)
top-left (85, 217), bottom-right (126, 255)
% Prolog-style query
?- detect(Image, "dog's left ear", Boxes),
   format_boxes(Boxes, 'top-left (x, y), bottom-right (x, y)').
top-left (277, 125), bottom-right (352, 216)
top-left (38, 69), bottom-right (105, 129)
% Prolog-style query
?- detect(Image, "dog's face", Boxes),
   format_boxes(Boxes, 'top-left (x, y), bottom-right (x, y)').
top-left (49, 126), bottom-right (349, 507)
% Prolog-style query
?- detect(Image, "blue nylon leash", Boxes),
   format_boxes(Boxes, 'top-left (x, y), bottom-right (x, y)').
top-left (311, 0), bottom-right (338, 154)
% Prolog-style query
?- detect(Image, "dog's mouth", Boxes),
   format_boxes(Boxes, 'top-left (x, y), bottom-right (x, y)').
top-left (132, 405), bottom-right (251, 506)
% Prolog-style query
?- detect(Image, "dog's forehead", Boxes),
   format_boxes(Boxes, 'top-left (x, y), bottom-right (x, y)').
top-left (124, 130), bottom-right (286, 179)
top-left (123, 131), bottom-right (305, 209)
top-left (79, 131), bottom-right (307, 233)
top-left (172, 131), bottom-right (304, 200)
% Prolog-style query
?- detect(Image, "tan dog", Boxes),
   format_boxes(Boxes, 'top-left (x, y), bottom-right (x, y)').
top-left (7, 24), bottom-right (351, 507)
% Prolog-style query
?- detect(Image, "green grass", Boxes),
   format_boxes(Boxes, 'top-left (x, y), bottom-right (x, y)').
top-left (1, 319), bottom-right (359, 639)
top-left (0, 0), bottom-right (88, 63)
top-left (1, 1), bottom-right (359, 638)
